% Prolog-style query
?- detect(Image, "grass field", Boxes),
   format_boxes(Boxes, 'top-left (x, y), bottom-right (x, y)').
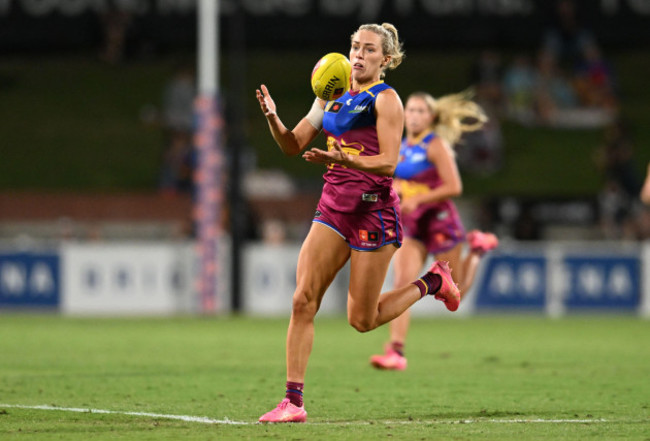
top-left (0, 314), bottom-right (648, 440)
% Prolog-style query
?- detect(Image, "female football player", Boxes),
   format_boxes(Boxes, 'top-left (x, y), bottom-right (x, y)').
top-left (255, 23), bottom-right (459, 423)
top-left (369, 91), bottom-right (499, 371)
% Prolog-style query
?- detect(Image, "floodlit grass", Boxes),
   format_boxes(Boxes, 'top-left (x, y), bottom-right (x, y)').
top-left (0, 314), bottom-right (648, 439)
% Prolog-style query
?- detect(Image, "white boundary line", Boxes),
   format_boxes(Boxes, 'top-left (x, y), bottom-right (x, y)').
top-left (0, 404), bottom-right (611, 426)
top-left (0, 404), bottom-right (248, 425)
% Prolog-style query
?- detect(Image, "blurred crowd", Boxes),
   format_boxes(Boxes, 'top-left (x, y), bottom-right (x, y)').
top-left (462, 0), bottom-right (650, 241)
top-left (470, 0), bottom-right (618, 130)
top-left (460, 0), bottom-right (620, 175)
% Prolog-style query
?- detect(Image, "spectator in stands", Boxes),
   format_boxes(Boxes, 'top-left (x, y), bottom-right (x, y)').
top-left (598, 179), bottom-right (631, 239)
top-left (502, 54), bottom-right (536, 124)
top-left (532, 50), bottom-right (579, 125)
top-left (462, 50), bottom-right (505, 175)
top-left (457, 114), bottom-right (503, 176)
top-left (159, 130), bottom-right (194, 194)
top-left (99, 6), bottom-right (133, 64)
top-left (162, 63), bottom-right (195, 135)
top-left (159, 63), bottom-right (196, 195)
top-left (596, 119), bottom-right (642, 199)
top-left (541, 0), bottom-right (597, 72)
top-left (573, 43), bottom-right (618, 111)
top-left (595, 120), bottom-right (644, 238)
top-left (470, 49), bottom-right (503, 112)
top-left (536, 0), bottom-right (617, 128)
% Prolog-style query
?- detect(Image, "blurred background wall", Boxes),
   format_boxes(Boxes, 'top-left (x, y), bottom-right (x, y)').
top-left (1, 0), bottom-right (649, 315)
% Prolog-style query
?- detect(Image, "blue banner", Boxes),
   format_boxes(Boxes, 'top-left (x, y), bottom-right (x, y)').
top-left (475, 254), bottom-right (547, 309)
top-left (0, 251), bottom-right (60, 308)
top-left (563, 256), bottom-right (640, 310)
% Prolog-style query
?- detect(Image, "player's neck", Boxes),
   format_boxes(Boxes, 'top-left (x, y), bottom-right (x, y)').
top-left (407, 130), bottom-right (431, 144)
top-left (351, 78), bottom-right (382, 93)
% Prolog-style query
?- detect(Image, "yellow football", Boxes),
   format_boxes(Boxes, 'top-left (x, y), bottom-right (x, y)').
top-left (310, 52), bottom-right (351, 101)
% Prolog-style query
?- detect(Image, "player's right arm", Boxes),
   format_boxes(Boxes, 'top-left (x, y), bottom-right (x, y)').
top-left (256, 84), bottom-right (322, 157)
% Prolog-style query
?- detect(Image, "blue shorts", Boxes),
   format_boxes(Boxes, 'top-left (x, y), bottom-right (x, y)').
top-left (313, 200), bottom-right (403, 251)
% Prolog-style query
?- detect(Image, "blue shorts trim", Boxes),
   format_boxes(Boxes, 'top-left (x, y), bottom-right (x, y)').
top-left (313, 205), bottom-right (402, 252)
top-left (312, 219), bottom-right (346, 240)
top-left (349, 239), bottom-right (401, 252)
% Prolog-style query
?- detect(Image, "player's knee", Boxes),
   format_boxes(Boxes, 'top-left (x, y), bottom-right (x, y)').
top-left (291, 289), bottom-right (319, 319)
top-left (348, 314), bottom-right (374, 333)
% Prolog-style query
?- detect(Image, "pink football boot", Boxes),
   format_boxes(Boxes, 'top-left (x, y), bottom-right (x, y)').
top-left (370, 344), bottom-right (407, 371)
top-left (258, 398), bottom-right (307, 423)
top-left (466, 230), bottom-right (499, 255)
top-left (429, 261), bottom-right (461, 312)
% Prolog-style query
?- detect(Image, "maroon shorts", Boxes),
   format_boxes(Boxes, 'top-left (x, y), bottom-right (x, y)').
top-left (402, 200), bottom-right (466, 255)
top-left (313, 200), bottom-right (403, 251)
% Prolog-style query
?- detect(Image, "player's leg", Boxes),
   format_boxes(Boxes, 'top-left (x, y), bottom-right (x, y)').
top-left (259, 222), bottom-right (350, 423)
top-left (346, 244), bottom-right (459, 332)
top-left (435, 244), bottom-right (465, 293)
top-left (346, 243), bottom-right (404, 332)
top-left (458, 230), bottom-right (499, 297)
top-left (287, 222), bottom-right (350, 382)
top-left (458, 252), bottom-right (481, 297)
top-left (388, 238), bottom-right (428, 342)
top-left (370, 238), bottom-right (426, 370)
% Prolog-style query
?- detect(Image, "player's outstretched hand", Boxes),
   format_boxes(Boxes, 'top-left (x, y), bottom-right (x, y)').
top-left (256, 84), bottom-right (276, 117)
top-left (303, 139), bottom-right (350, 168)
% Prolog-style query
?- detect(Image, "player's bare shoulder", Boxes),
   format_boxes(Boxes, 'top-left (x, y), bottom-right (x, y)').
top-left (374, 87), bottom-right (403, 117)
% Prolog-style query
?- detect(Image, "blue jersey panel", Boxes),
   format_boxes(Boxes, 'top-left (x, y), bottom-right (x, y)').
top-left (322, 82), bottom-right (391, 137)
top-left (394, 133), bottom-right (436, 180)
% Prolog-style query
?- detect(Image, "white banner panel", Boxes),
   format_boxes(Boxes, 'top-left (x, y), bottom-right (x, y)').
top-left (61, 242), bottom-right (195, 316)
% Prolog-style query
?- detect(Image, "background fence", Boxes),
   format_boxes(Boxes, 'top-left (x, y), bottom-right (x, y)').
top-left (2, 239), bottom-right (647, 317)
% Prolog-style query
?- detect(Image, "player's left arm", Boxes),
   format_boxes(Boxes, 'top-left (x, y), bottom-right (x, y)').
top-left (302, 89), bottom-right (403, 176)
top-left (421, 137), bottom-right (463, 203)
top-left (399, 137), bottom-right (463, 214)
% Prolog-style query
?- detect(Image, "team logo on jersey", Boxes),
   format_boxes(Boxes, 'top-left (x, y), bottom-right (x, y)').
top-left (314, 210), bottom-right (322, 218)
top-left (410, 152), bottom-right (427, 162)
top-left (359, 230), bottom-right (379, 242)
top-left (326, 101), bottom-right (343, 113)
top-left (362, 193), bottom-right (378, 202)
top-left (326, 137), bottom-right (364, 169)
top-left (348, 105), bottom-right (368, 114)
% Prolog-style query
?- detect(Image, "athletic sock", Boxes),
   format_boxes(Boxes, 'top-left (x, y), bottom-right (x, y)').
top-left (412, 273), bottom-right (442, 298)
top-left (285, 381), bottom-right (304, 407)
top-left (391, 341), bottom-right (405, 357)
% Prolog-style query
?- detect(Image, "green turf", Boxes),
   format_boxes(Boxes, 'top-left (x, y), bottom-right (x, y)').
top-left (0, 314), bottom-right (648, 439)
